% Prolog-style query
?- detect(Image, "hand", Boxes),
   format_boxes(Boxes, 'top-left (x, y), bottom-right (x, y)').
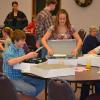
top-left (25, 52), bottom-right (38, 59)
top-left (47, 48), bottom-right (54, 56)
top-left (72, 48), bottom-right (78, 56)
top-left (88, 50), bottom-right (96, 54)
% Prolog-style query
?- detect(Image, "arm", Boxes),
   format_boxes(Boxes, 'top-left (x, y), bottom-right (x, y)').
top-left (41, 28), bottom-right (54, 56)
top-left (88, 46), bottom-right (100, 54)
top-left (72, 32), bottom-right (83, 55)
top-left (8, 52), bottom-right (37, 66)
top-left (4, 13), bottom-right (13, 27)
top-left (36, 15), bottom-right (44, 43)
top-left (41, 31), bottom-right (51, 50)
top-left (0, 42), bottom-right (4, 51)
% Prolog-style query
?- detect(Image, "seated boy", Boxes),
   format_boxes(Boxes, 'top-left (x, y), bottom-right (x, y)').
top-left (3, 29), bottom-right (44, 96)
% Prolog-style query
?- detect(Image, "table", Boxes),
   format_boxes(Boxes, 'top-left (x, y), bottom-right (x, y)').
top-left (23, 66), bottom-right (100, 100)
top-left (62, 66), bottom-right (100, 82)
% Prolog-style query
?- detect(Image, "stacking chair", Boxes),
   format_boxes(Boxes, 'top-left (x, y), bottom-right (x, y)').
top-left (86, 93), bottom-right (100, 100)
top-left (0, 58), bottom-right (3, 72)
top-left (0, 73), bottom-right (18, 100)
top-left (0, 73), bottom-right (38, 100)
top-left (25, 33), bottom-right (37, 51)
top-left (78, 29), bottom-right (86, 41)
top-left (48, 79), bottom-right (76, 100)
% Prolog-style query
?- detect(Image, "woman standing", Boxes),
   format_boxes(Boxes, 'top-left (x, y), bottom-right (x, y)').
top-left (41, 9), bottom-right (82, 56)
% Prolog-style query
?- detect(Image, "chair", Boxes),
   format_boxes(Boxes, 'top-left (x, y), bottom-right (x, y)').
top-left (78, 29), bottom-right (86, 41)
top-left (0, 73), bottom-right (38, 100)
top-left (86, 93), bottom-right (100, 100)
top-left (25, 33), bottom-right (37, 51)
top-left (0, 73), bottom-right (18, 100)
top-left (48, 79), bottom-right (76, 100)
top-left (0, 58), bottom-right (3, 72)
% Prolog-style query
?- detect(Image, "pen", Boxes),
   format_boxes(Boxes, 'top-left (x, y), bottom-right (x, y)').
top-left (35, 46), bottom-right (44, 53)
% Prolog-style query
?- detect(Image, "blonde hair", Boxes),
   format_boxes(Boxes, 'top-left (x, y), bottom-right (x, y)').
top-left (89, 26), bottom-right (98, 33)
top-left (2, 27), bottom-right (13, 37)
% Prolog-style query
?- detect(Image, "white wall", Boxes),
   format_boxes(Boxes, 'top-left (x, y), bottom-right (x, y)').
top-left (0, 0), bottom-right (100, 32)
top-left (0, 0), bottom-right (32, 26)
top-left (61, 0), bottom-right (100, 31)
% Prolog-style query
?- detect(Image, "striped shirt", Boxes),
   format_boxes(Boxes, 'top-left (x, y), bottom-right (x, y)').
top-left (36, 9), bottom-right (54, 41)
top-left (3, 43), bottom-right (25, 80)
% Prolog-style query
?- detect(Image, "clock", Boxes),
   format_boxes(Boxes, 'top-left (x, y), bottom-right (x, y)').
top-left (75, 0), bottom-right (93, 7)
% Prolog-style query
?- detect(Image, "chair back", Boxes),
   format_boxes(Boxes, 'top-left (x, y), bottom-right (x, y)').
top-left (25, 34), bottom-right (37, 51)
top-left (0, 73), bottom-right (18, 100)
top-left (86, 93), bottom-right (100, 100)
top-left (0, 59), bottom-right (3, 72)
top-left (78, 29), bottom-right (86, 41)
top-left (48, 79), bottom-right (76, 100)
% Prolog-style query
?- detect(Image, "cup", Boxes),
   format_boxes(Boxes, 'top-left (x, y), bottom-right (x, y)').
top-left (86, 57), bottom-right (91, 69)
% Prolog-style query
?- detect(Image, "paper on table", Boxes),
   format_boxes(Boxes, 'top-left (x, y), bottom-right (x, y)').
top-left (53, 54), bottom-right (66, 57)
top-left (75, 67), bottom-right (88, 72)
top-left (47, 58), bottom-right (77, 66)
top-left (97, 71), bottom-right (100, 73)
top-left (21, 63), bottom-right (75, 78)
top-left (13, 63), bottom-right (37, 70)
top-left (78, 54), bottom-right (100, 67)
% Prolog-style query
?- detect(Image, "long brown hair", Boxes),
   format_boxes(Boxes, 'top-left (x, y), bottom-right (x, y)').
top-left (53, 9), bottom-right (71, 35)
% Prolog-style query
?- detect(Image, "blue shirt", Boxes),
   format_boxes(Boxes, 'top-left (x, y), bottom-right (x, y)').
top-left (3, 43), bottom-right (25, 80)
top-left (82, 35), bottom-right (100, 54)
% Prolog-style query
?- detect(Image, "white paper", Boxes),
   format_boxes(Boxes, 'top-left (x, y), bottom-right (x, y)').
top-left (18, 63), bottom-right (75, 78)
top-left (47, 58), bottom-right (77, 66)
top-left (53, 54), bottom-right (66, 57)
top-left (77, 54), bottom-right (100, 67)
top-left (13, 63), bottom-right (37, 71)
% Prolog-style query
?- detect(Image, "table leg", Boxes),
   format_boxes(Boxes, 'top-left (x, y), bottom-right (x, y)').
top-left (45, 79), bottom-right (48, 100)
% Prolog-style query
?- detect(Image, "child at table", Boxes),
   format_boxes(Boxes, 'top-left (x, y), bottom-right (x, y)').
top-left (3, 29), bottom-right (44, 96)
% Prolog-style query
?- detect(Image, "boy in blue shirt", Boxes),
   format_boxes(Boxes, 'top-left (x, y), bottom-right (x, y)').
top-left (3, 29), bottom-right (44, 96)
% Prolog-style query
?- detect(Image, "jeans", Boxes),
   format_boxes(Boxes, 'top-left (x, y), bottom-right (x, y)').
top-left (11, 76), bottom-right (45, 96)
top-left (80, 81), bottom-right (100, 100)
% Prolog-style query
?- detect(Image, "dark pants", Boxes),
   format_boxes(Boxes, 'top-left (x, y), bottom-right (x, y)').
top-left (80, 81), bottom-right (100, 100)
